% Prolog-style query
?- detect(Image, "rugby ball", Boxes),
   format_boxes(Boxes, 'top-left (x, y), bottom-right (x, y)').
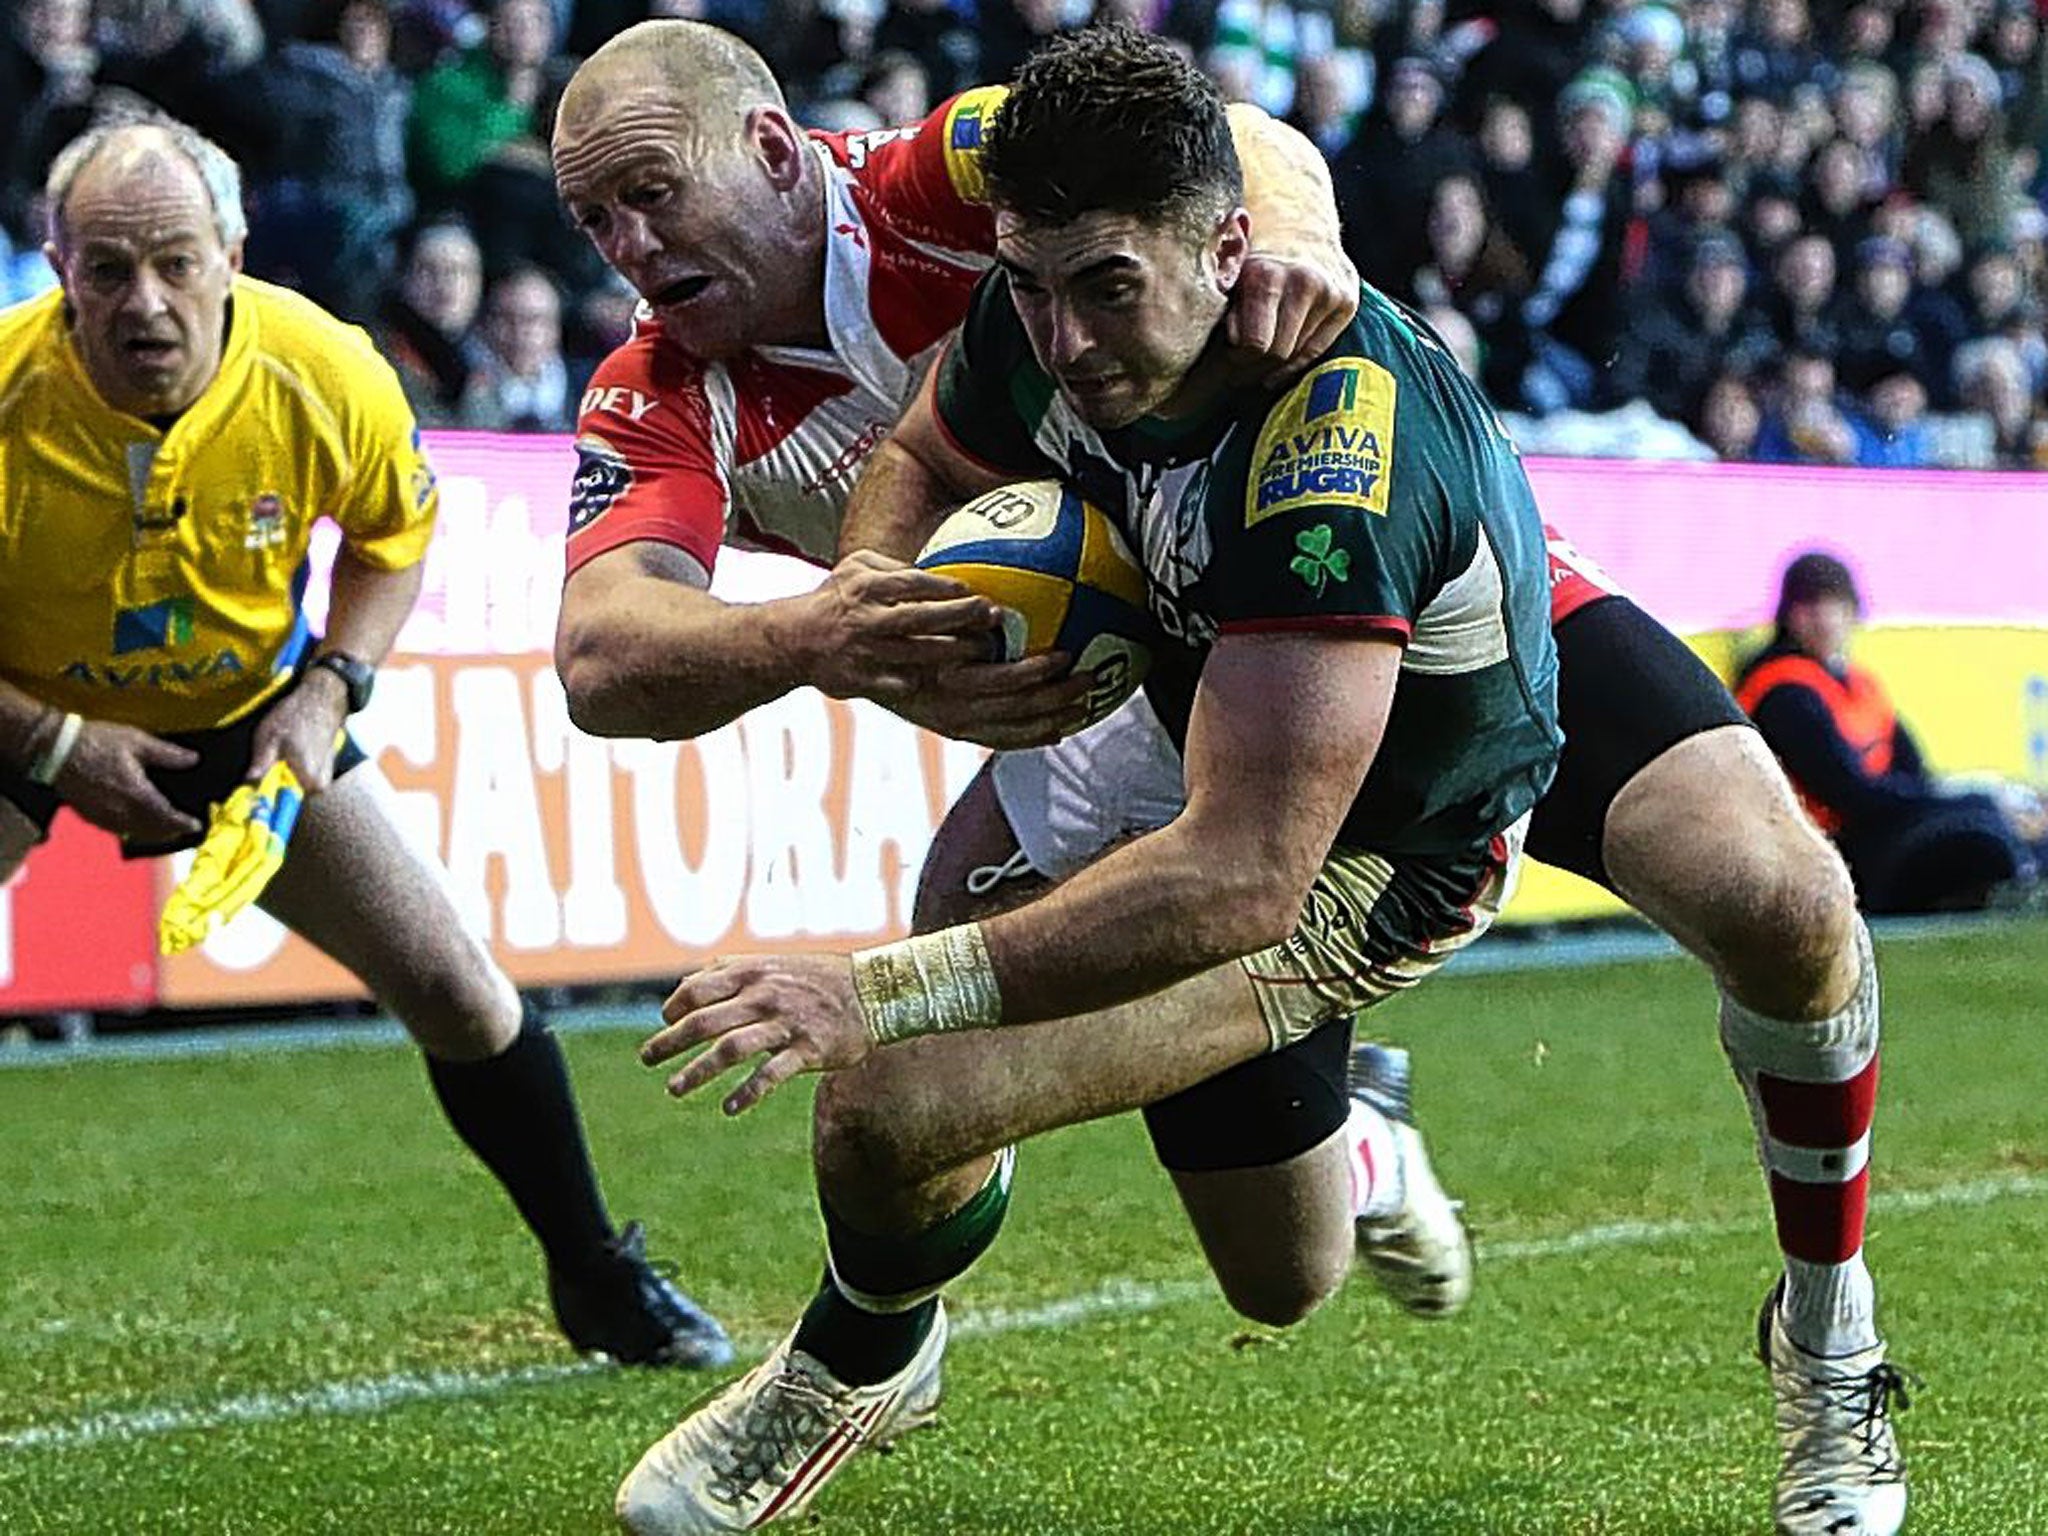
top-left (916, 480), bottom-right (1156, 730)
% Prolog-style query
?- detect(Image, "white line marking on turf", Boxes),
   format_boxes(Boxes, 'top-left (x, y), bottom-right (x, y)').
top-left (2, 913), bottom-right (2021, 1070)
top-left (6, 1170), bottom-right (2043, 1455)
top-left (950, 1276), bottom-right (1217, 1339)
top-left (1, 1362), bottom-right (607, 1452)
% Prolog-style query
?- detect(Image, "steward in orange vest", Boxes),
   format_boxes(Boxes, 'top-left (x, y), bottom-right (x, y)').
top-left (1734, 553), bottom-right (2035, 913)
top-left (1735, 648), bottom-right (1902, 838)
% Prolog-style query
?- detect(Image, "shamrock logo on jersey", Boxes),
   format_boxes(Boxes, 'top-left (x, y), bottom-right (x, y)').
top-left (1289, 523), bottom-right (1351, 595)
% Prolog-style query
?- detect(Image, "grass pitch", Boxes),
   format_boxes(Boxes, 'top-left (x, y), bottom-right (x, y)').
top-left (4, 920), bottom-right (2046, 1535)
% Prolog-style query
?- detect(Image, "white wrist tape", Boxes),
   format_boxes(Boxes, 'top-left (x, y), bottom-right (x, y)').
top-left (27, 712), bottom-right (83, 787)
top-left (851, 925), bottom-right (1003, 1046)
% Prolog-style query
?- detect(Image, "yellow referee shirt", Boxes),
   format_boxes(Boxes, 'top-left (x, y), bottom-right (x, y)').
top-left (0, 276), bottom-right (439, 732)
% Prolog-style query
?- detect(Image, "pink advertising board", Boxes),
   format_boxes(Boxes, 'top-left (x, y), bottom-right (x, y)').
top-left (1523, 458), bottom-right (2048, 632)
top-left (7, 435), bottom-right (2043, 1014)
top-left (298, 438), bottom-right (2048, 657)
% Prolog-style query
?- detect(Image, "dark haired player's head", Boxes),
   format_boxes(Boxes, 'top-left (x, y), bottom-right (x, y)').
top-left (983, 24), bottom-right (1244, 236)
top-left (981, 25), bottom-right (1251, 429)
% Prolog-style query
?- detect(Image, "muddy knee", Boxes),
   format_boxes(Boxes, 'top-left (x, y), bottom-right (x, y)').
top-left (812, 1066), bottom-right (986, 1234)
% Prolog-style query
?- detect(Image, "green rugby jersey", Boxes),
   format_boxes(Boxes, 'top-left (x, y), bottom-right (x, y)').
top-left (935, 276), bottom-right (1561, 859)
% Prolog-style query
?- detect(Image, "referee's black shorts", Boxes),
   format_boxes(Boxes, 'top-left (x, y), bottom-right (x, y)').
top-left (0, 685), bottom-right (365, 858)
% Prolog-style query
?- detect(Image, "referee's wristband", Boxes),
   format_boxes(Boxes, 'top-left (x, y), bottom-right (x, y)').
top-left (26, 711), bottom-right (84, 787)
top-left (851, 925), bottom-right (1003, 1046)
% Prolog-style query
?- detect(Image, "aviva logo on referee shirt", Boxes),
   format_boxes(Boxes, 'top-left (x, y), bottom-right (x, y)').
top-left (69, 595), bottom-right (243, 692)
top-left (113, 597), bottom-right (198, 655)
top-left (1245, 358), bottom-right (1396, 529)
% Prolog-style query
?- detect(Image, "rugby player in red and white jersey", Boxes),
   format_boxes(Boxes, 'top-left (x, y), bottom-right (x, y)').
top-left (554, 25), bottom-right (1906, 1536)
top-left (552, 26), bottom-right (1357, 746)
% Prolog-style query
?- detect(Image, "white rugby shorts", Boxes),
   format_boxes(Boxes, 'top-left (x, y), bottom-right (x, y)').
top-left (990, 693), bottom-right (1186, 880)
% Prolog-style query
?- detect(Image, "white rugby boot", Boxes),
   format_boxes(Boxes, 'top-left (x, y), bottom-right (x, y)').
top-left (1348, 1043), bottom-right (1474, 1318)
top-left (1758, 1282), bottom-right (1911, 1535)
top-left (616, 1303), bottom-right (948, 1534)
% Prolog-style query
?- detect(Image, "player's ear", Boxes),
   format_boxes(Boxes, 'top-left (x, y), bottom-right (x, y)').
top-left (1211, 207), bottom-right (1252, 293)
top-left (751, 108), bottom-right (807, 191)
top-left (225, 238), bottom-right (245, 276)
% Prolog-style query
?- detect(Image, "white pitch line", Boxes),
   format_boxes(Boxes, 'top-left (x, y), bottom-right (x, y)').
top-left (0, 1362), bottom-right (607, 1452)
top-left (3, 913), bottom-right (2021, 1072)
top-left (1469, 1169), bottom-right (2048, 1263)
top-left (6, 1169), bottom-right (2043, 1456)
top-left (949, 1276), bottom-right (1218, 1339)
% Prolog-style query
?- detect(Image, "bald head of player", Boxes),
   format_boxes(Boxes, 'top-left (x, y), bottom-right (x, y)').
top-left (553, 20), bottom-right (828, 360)
top-left (43, 119), bottom-right (246, 418)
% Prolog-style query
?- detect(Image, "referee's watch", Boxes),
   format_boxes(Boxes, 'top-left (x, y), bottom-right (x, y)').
top-left (306, 651), bottom-right (376, 714)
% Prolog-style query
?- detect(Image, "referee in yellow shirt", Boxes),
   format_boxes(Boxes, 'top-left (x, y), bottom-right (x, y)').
top-left (0, 117), bottom-right (730, 1371)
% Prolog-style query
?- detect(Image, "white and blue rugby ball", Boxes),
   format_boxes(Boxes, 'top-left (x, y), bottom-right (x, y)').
top-left (916, 480), bottom-right (1157, 730)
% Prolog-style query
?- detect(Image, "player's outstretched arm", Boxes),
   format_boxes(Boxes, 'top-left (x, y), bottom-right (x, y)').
top-left (1226, 104), bottom-right (1359, 373)
top-left (641, 631), bottom-right (1401, 1113)
top-left (560, 540), bottom-right (829, 739)
top-left (975, 630), bottom-right (1400, 1019)
top-left (557, 538), bottom-right (1005, 742)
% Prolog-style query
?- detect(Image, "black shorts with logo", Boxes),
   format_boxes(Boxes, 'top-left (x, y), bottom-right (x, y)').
top-left (0, 684), bottom-right (365, 858)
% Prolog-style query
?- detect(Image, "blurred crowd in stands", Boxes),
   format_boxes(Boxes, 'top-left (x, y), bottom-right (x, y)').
top-left (3, 0), bottom-right (2044, 465)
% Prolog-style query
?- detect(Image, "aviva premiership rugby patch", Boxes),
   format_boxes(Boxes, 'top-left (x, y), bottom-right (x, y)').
top-left (1246, 359), bottom-right (1396, 529)
top-left (568, 436), bottom-right (632, 533)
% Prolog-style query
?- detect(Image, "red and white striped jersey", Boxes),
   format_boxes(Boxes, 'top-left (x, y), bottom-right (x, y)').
top-left (562, 89), bottom-right (1005, 580)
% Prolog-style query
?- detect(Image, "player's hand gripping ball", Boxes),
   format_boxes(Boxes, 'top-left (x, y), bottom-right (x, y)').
top-left (916, 480), bottom-right (1158, 731)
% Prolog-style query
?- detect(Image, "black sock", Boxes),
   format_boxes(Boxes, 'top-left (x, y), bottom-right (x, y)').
top-left (425, 1002), bottom-right (616, 1273)
top-left (792, 1149), bottom-right (1014, 1385)
top-left (794, 1275), bottom-right (937, 1387)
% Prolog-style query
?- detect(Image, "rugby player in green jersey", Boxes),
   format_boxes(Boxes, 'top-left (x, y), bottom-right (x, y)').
top-left (616, 26), bottom-right (1574, 1533)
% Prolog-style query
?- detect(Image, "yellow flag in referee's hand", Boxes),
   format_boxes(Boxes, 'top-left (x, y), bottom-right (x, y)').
top-left (157, 761), bottom-right (306, 956)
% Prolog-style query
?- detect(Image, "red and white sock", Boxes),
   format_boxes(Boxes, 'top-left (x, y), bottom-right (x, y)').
top-left (1720, 921), bottom-right (1882, 1357)
top-left (1346, 1099), bottom-right (1405, 1221)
